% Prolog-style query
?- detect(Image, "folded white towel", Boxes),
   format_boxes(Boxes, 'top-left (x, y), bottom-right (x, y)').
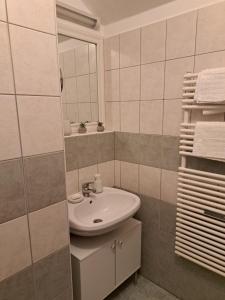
top-left (194, 68), bottom-right (225, 104)
top-left (193, 122), bottom-right (225, 161)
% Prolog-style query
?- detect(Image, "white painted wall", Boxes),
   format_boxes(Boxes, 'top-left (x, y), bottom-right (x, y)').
top-left (103, 0), bottom-right (225, 37)
top-left (59, 0), bottom-right (91, 14)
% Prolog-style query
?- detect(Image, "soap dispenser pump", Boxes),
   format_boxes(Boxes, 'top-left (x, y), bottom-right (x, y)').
top-left (94, 173), bottom-right (103, 193)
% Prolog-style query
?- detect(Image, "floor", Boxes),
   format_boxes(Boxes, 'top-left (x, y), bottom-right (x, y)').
top-left (106, 275), bottom-right (179, 300)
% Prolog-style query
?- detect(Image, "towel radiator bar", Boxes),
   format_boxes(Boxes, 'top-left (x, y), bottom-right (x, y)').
top-left (175, 72), bottom-right (225, 277)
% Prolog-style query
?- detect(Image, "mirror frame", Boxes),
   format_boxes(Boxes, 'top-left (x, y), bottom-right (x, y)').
top-left (57, 17), bottom-right (105, 129)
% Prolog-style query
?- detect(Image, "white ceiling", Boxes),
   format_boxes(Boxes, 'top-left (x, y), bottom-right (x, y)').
top-left (81, 0), bottom-right (174, 24)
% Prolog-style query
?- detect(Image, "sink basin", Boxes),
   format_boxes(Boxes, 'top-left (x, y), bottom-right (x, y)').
top-left (68, 187), bottom-right (141, 236)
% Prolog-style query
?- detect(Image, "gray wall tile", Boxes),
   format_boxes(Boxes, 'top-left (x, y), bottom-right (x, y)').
top-left (135, 195), bottom-right (161, 285)
top-left (0, 267), bottom-right (35, 300)
top-left (53, 286), bottom-right (73, 300)
top-left (139, 134), bottom-right (162, 168)
top-left (65, 137), bottom-right (79, 171)
top-left (24, 152), bottom-right (66, 212)
top-left (161, 136), bottom-right (180, 171)
top-left (97, 132), bottom-right (115, 163)
top-left (136, 197), bottom-right (225, 300)
top-left (0, 159), bottom-right (26, 224)
top-left (34, 246), bottom-right (71, 300)
top-left (115, 132), bottom-right (140, 164)
top-left (159, 201), bottom-right (176, 235)
top-left (76, 134), bottom-right (98, 168)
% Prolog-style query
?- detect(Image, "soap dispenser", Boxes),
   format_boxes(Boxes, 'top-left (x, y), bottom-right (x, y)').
top-left (94, 173), bottom-right (103, 193)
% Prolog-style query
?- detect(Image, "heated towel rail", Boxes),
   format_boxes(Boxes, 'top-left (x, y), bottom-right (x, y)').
top-left (175, 72), bottom-right (225, 277)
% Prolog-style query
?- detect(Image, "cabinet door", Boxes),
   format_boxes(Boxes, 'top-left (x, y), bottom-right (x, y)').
top-left (116, 224), bottom-right (141, 286)
top-left (80, 240), bottom-right (116, 300)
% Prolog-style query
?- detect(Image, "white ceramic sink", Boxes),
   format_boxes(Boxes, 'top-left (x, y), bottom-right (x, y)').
top-left (68, 187), bottom-right (141, 236)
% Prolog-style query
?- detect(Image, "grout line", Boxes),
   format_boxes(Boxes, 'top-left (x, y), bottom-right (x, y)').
top-left (4, 2), bottom-right (38, 298)
top-left (193, 10), bottom-right (199, 72)
top-left (104, 49), bottom-right (225, 73)
top-left (138, 28), bottom-right (142, 193)
top-left (159, 18), bottom-right (168, 201)
top-left (0, 92), bottom-right (60, 97)
top-left (8, 21), bottom-right (56, 37)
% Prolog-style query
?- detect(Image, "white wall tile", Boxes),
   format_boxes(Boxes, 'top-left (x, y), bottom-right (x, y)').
top-left (59, 53), bottom-right (64, 73)
top-left (161, 170), bottom-right (178, 204)
top-left (78, 103), bottom-right (91, 122)
top-left (121, 161), bottom-right (139, 193)
top-left (66, 170), bottom-right (79, 196)
top-left (104, 35), bottom-right (119, 70)
top-left (141, 62), bottom-right (165, 100)
top-left (29, 201), bottom-right (69, 262)
top-left (120, 29), bottom-right (140, 68)
top-left (62, 104), bottom-right (68, 120)
top-left (0, 216), bottom-right (31, 281)
top-left (120, 66), bottom-right (140, 101)
top-left (121, 101), bottom-right (139, 133)
top-left (165, 56), bottom-right (194, 99)
top-left (64, 77), bottom-right (77, 103)
top-left (140, 100), bottom-right (163, 135)
top-left (7, 0), bottom-right (56, 34)
top-left (140, 165), bottom-right (161, 199)
top-left (67, 103), bottom-right (78, 123)
top-left (105, 70), bottom-right (119, 101)
top-left (0, 0), bottom-right (6, 21)
top-left (141, 21), bottom-right (166, 64)
top-left (105, 102), bottom-right (120, 131)
top-left (89, 43), bottom-right (97, 73)
top-left (0, 22), bottom-right (14, 94)
top-left (76, 45), bottom-right (89, 76)
top-left (77, 75), bottom-right (90, 102)
top-left (63, 50), bottom-right (76, 78)
top-left (91, 102), bottom-right (99, 121)
top-left (163, 99), bottom-right (182, 136)
top-left (79, 165), bottom-right (98, 190)
top-left (115, 160), bottom-right (121, 187)
top-left (194, 50), bottom-right (225, 72)
top-left (98, 161), bottom-right (115, 187)
top-left (196, 1), bottom-right (225, 54)
top-left (166, 11), bottom-right (197, 60)
top-left (17, 96), bottom-right (64, 156)
top-left (10, 25), bottom-right (59, 96)
top-left (90, 73), bottom-right (98, 102)
top-left (0, 95), bottom-right (21, 161)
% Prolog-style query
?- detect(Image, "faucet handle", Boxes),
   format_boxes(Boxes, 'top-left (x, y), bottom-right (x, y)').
top-left (82, 181), bottom-right (96, 196)
top-left (82, 181), bottom-right (94, 189)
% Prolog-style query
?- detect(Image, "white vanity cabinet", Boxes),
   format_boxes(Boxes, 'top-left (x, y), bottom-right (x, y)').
top-left (70, 218), bottom-right (142, 300)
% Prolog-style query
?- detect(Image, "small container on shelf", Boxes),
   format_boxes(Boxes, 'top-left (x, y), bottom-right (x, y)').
top-left (97, 121), bottom-right (105, 132)
top-left (78, 122), bottom-right (87, 134)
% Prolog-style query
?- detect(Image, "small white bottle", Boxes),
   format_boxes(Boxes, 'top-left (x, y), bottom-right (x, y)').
top-left (94, 174), bottom-right (103, 193)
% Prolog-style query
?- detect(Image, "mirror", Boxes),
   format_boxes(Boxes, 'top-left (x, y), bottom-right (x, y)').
top-left (58, 34), bottom-right (99, 124)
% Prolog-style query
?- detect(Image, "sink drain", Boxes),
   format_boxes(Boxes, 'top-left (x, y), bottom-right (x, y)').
top-left (93, 218), bottom-right (103, 223)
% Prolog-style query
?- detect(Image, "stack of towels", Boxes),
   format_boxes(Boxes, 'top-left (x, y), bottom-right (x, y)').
top-left (192, 68), bottom-right (225, 161)
top-left (194, 68), bottom-right (225, 104)
top-left (193, 122), bottom-right (225, 161)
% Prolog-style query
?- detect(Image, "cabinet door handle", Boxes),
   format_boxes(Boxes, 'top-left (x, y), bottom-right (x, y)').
top-left (118, 240), bottom-right (123, 248)
top-left (111, 243), bottom-right (116, 250)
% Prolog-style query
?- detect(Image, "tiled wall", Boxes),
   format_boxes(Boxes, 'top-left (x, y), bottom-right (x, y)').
top-left (0, 1), bottom-right (72, 299)
top-left (104, 2), bottom-right (225, 300)
top-left (64, 132), bottom-right (115, 195)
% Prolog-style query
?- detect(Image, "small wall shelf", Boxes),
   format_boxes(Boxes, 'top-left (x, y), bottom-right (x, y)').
top-left (70, 218), bottom-right (142, 300)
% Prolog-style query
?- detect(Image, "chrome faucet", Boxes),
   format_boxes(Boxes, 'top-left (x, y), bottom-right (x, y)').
top-left (82, 182), bottom-right (96, 197)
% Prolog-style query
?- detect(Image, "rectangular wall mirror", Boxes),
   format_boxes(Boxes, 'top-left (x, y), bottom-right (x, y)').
top-left (58, 34), bottom-right (99, 124)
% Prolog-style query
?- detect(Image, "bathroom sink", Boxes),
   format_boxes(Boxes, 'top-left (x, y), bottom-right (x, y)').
top-left (68, 187), bottom-right (141, 236)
